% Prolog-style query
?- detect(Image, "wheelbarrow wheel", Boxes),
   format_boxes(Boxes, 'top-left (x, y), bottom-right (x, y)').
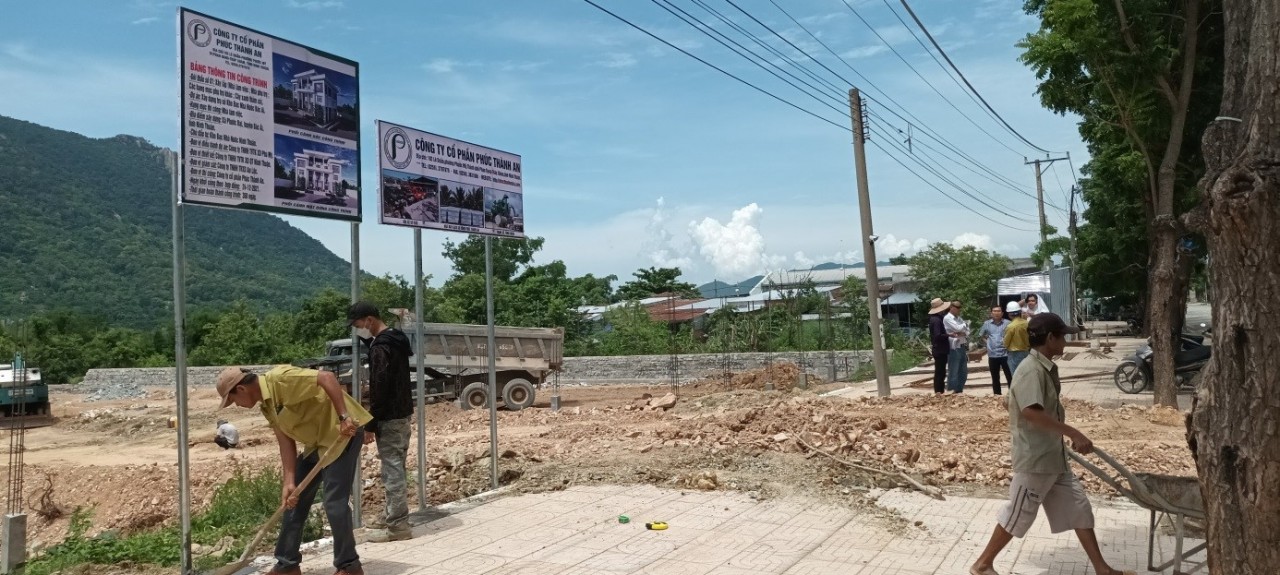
top-left (1113, 361), bottom-right (1148, 394)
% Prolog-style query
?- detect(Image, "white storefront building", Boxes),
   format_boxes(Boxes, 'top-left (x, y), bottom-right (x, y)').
top-left (294, 150), bottom-right (347, 196)
top-left (291, 69), bottom-right (339, 124)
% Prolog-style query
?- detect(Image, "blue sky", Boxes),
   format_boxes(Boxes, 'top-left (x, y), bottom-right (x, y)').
top-left (0, 0), bottom-right (1087, 287)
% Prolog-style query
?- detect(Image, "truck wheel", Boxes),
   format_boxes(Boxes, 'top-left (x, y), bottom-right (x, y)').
top-left (502, 378), bottom-right (536, 411)
top-left (460, 382), bottom-right (489, 410)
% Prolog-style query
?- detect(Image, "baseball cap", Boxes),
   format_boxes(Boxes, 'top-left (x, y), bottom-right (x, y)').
top-left (346, 301), bottom-right (379, 326)
top-left (1027, 312), bottom-right (1079, 337)
top-left (216, 367), bottom-right (252, 408)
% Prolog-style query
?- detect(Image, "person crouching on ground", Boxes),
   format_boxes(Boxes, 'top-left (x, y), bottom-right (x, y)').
top-left (969, 313), bottom-right (1134, 575)
top-left (217, 365), bottom-right (372, 575)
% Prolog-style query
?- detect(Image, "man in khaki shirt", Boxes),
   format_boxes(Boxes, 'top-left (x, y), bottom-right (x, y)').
top-left (218, 364), bottom-right (372, 575)
top-left (970, 314), bottom-right (1134, 575)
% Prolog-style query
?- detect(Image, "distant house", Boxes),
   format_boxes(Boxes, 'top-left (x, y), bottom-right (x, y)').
top-left (294, 150), bottom-right (347, 195)
top-left (291, 69), bottom-right (339, 124)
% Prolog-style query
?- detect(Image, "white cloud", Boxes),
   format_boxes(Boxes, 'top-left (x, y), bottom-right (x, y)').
top-left (951, 233), bottom-right (994, 250)
top-left (130, 17), bottom-right (159, 25)
top-left (425, 58), bottom-right (458, 74)
top-left (876, 234), bottom-right (929, 258)
top-left (644, 197), bottom-right (694, 269)
top-left (688, 203), bottom-right (768, 277)
top-left (841, 45), bottom-right (887, 59)
top-left (286, 0), bottom-right (343, 10)
top-left (597, 53), bottom-right (637, 69)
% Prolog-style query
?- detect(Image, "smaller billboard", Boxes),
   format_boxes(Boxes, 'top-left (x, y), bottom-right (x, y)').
top-left (377, 121), bottom-right (524, 238)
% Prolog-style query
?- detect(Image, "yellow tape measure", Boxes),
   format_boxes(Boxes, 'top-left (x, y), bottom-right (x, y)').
top-left (646, 521), bottom-right (668, 531)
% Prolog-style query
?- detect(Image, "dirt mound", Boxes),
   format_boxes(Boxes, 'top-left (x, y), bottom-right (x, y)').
top-left (683, 362), bottom-right (821, 394)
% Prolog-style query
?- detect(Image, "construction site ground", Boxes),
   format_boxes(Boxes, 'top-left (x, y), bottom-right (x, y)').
top-left (1, 333), bottom-right (1203, 574)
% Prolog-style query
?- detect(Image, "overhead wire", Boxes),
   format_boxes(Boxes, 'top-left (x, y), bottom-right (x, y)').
top-left (760, 0), bottom-right (1044, 208)
top-left (680, 0), bottom-right (1046, 220)
top-left (578, 0), bottom-right (849, 132)
top-left (834, 0), bottom-right (1030, 157)
top-left (896, 0), bottom-right (1054, 154)
top-left (581, 0), bottom-right (1041, 232)
top-left (648, 0), bottom-right (849, 117)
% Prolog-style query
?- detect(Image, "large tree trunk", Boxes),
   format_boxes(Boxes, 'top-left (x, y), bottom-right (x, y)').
top-left (1146, 224), bottom-right (1190, 407)
top-left (1191, 1), bottom-right (1280, 571)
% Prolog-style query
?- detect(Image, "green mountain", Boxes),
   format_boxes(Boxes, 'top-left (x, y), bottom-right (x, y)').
top-left (0, 116), bottom-right (352, 328)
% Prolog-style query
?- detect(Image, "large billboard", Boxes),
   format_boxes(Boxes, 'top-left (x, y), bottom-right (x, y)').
top-left (377, 121), bottom-right (524, 238)
top-left (180, 8), bottom-right (360, 221)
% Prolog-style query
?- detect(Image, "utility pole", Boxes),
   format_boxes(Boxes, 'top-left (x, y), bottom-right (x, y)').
top-left (849, 88), bottom-right (891, 397)
top-left (1025, 154), bottom-right (1070, 270)
top-left (1069, 184), bottom-right (1081, 330)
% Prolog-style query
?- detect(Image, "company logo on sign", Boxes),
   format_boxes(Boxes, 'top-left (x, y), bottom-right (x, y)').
top-left (187, 18), bottom-right (212, 47)
top-left (382, 127), bottom-right (413, 169)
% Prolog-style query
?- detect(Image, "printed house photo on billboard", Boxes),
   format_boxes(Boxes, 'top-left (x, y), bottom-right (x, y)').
top-left (381, 169), bottom-right (438, 224)
top-left (274, 134), bottom-right (359, 208)
top-left (272, 53), bottom-right (358, 140)
top-left (484, 189), bottom-right (524, 234)
top-left (437, 181), bottom-right (486, 228)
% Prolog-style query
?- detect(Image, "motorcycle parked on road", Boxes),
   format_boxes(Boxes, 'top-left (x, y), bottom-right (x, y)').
top-left (1113, 324), bottom-right (1212, 394)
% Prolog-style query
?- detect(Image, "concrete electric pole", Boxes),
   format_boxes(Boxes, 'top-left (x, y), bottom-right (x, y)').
top-left (849, 88), bottom-right (891, 397)
top-left (1025, 155), bottom-right (1070, 271)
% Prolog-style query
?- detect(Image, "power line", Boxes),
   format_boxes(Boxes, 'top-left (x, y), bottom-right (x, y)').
top-left (650, 0), bottom-right (849, 116)
top-left (688, 0), bottom-right (845, 95)
top-left (867, 122), bottom-right (1036, 226)
top-left (579, 0), bottom-right (849, 131)
top-left (897, 0), bottom-right (1054, 154)
top-left (835, 0), bottom-right (1030, 157)
top-left (761, 0), bottom-right (1043, 208)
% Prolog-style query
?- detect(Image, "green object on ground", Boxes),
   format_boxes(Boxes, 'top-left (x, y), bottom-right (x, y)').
top-left (618, 515), bottom-right (630, 524)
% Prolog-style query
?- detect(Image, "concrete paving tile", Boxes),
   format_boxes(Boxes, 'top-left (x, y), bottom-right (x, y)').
top-left (724, 542), bottom-right (807, 572)
top-left (806, 538), bottom-right (882, 564)
top-left (473, 536), bottom-right (557, 560)
top-left (781, 510), bottom-right (856, 531)
top-left (525, 544), bottom-right (601, 566)
top-left (636, 558), bottom-right (720, 575)
top-left (690, 530), bottom-right (762, 552)
top-left (668, 541), bottom-right (747, 565)
top-left (704, 565), bottom-right (775, 575)
top-left (575, 549), bottom-right (661, 572)
top-left (433, 551), bottom-right (512, 573)
top-left (509, 525), bottom-right (581, 545)
top-left (760, 524), bottom-right (837, 547)
top-left (723, 519), bottom-right (781, 538)
top-left (403, 565), bottom-right (467, 575)
top-left (666, 509), bottom-right (735, 531)
top-left (782, 558), bottom-right (867, 575)
top-left (864, 550), bottom-right (946, 572)
top-left (486, 559), bottom-right (574, 575)
top-left (562, 529), bottom-right (642, 551)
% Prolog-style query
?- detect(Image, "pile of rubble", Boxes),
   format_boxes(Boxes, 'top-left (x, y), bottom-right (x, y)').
top-left (682, 362), bottom-right (820, 394)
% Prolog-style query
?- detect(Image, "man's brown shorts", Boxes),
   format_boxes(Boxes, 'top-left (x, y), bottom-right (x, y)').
top-left (997, 470), bottom-right (1095, 537)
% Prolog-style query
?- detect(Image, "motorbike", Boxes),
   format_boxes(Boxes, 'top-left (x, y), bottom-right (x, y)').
top-left (1113, 323), bottom-right (1212, 394)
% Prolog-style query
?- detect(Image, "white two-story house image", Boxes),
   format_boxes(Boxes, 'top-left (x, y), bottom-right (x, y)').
top-left (291, 69), bottom-right (339, 124)
top-left (294, 150), bottom-right (347, 196)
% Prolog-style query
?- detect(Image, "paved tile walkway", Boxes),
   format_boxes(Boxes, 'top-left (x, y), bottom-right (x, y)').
top-left (278, 484), bottom-right (1205, 575)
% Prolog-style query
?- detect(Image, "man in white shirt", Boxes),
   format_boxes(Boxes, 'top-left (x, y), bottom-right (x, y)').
top-left (214, 419), bottom-right (239, 449)
top-left (944, 300), bottom-right (971, 394)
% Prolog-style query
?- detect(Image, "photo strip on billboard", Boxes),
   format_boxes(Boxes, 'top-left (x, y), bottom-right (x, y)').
top-left (378, 121), bottom-right (524, 238)
top-left (180, 8), bottom-right (361, 221)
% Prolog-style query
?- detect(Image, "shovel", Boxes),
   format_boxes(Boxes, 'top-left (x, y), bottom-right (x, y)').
top-left (207, 437), bottom-right (351, 575)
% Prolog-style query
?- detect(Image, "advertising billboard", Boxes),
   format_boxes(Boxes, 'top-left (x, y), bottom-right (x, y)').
top-left (180, 8), bottom-right (361, 221)
top-left (377, 121), bottom-right (524, 238)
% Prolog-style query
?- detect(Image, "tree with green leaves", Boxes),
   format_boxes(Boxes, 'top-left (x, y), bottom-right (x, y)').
top-left (1188, 1), bottom-right (1280, 568)
top-left (1019, 0), bottom-right (1223, 407)
top-left (440, 236), bottom-right (545, 282)
top-left (907, 243), bottom-right (1012, 314)
top-left (1030, 223), bottom-right (1072, 270)
top-left (615, 267), bottom-right (699, 301)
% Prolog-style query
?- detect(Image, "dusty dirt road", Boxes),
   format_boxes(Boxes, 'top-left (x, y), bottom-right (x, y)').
top-left (2, 363), bottom-right (1195, 565)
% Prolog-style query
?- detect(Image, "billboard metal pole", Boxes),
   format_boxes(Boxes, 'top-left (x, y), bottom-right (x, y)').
top-left (349, 222), bottom-right (362, 528)
top-left (169, 149), bottom-right (193, 574)
top-left (484, 236), bottom-right (499, 490)
top-left (413, 228), bottom-right (427, 511)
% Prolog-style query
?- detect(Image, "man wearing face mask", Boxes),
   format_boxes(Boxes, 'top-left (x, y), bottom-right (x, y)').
top-left (346, 301), bottom-right (415, 542)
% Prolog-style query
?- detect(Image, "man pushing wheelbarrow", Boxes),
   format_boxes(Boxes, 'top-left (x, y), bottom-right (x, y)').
top-left (970, 313), bottom-right (1136, 575)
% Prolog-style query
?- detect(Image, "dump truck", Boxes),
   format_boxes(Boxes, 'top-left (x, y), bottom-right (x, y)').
top-left (1, 353), bottom-right (50, 419)
top-left (298, 311), bottom-right (563, 411)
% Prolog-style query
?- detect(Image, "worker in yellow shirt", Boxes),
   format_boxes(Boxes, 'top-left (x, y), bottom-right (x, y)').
top-left (1003, 301), bottom-right (1032, 375)
top-left (217, 364), bottom-right (372, 575)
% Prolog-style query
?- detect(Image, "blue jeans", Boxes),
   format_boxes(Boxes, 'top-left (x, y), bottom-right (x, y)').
top-left (275, 429), bottom-right (364, 572)
top-left (947, 348), bottom-right (969, 392)
top-left (1008, 351), bottom-right (1030, 378)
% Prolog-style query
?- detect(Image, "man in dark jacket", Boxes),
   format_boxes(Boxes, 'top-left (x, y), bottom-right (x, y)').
top-left (347, 301), bottom-right (414, 541)
top-left (927, 298), bottom-right (951, 395)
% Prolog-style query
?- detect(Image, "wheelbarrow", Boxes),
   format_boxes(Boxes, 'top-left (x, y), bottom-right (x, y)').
top-left (1069, 447), bottom-right (1206, 574)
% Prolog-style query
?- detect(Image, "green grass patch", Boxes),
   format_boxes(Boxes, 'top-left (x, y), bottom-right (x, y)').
top-left (24, 467), bottom-right (327, 574)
